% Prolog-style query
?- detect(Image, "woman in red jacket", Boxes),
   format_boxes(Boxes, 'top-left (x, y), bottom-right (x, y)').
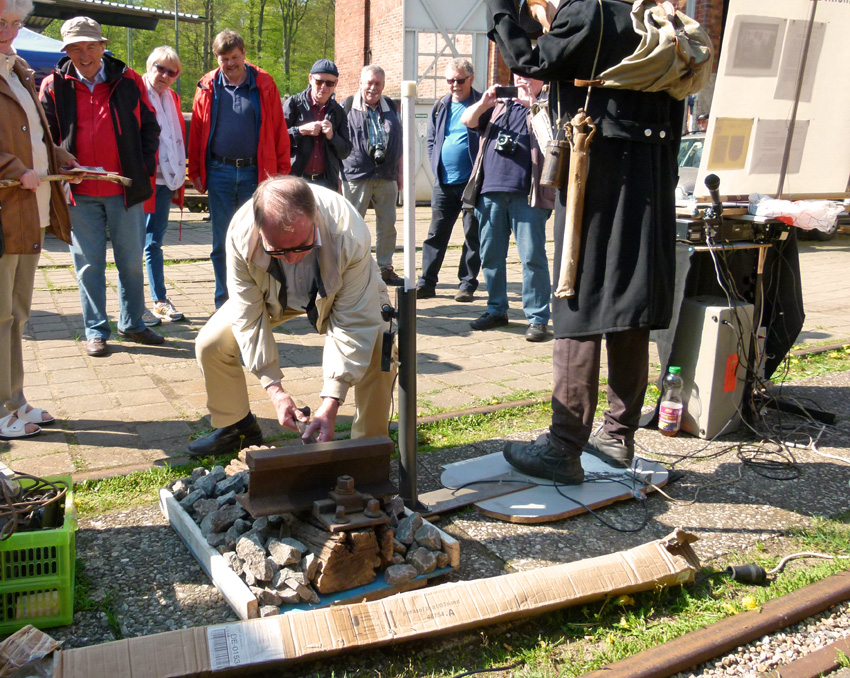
top-left (141, 46), bottom-right (186, 325)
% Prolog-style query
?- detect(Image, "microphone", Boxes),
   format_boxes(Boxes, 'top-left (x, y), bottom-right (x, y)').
top-left (704, 173), bottom-right (723, 216)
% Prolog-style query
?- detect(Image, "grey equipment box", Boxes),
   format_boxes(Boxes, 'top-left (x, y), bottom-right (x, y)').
top-left (668, 296), bottom-right (754, 439)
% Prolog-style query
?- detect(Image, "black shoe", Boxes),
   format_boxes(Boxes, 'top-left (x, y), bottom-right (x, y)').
top-left (454, 288), bottom-right (475, 303)
top-left (416, 285), bottom-right (436, 299)
top-left (525, 323), bottom-right (548, 342)
top-left (503, 435), bottom-right (584, 484)
top-left (188, 415), bottom-right (264, 457)
top-left (584, 429), bottom-right (635, 468)
top-left (118, 327), bottom-right (165, 345)
top-left (470, 312), bottom-right (509, 331)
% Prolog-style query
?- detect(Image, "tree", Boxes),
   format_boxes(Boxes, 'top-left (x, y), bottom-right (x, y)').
top-left (277, 0), bottom-right (310, 77)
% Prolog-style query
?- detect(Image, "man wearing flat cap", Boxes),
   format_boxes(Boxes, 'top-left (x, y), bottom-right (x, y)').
top-left (40, 16), bottom-right (163, 357)
top-left (188, 30), bottom-right (290, 310)
top-left (284, 59), bottom-right (352, 192)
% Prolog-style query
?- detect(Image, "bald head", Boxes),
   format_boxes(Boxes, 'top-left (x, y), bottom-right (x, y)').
top-left (254, 176), bottom-right (318, 262)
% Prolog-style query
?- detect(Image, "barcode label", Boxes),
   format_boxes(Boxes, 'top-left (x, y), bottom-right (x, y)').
top-left (206, 619), bottom-right (287, 670)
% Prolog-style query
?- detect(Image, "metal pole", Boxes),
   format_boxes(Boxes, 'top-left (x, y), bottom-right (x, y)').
top-left (398, 80), bottom-right (419, 508)
top-left (776, 0), bottom-right (817, 198)
top-left (174, 0), bottom-right (181, 97)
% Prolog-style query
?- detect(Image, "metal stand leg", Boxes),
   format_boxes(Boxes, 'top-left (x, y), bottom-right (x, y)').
top-left (396, 286), bottom-right (419, 508)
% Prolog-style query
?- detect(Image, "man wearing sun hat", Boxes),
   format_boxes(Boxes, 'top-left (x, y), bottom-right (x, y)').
top-left (40, 16), bottom-right (162, 357)
top-left (284, 58), bottom-right (352, 192)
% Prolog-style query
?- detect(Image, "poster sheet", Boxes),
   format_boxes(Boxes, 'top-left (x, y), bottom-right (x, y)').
top-left (696, 0), bottom-right (850, 199)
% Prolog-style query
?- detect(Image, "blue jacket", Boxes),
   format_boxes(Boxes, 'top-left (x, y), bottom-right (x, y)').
top-left (426, 89), bottom-right (482, 184)
top-left (341, 92), bottom-right (402, 182)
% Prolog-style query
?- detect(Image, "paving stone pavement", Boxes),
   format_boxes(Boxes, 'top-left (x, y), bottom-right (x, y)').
top-left (3, 206), bottom-right (849, 479)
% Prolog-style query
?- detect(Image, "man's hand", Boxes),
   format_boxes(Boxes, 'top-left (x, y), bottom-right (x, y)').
top-left (19, 170), bottom-right (41, 191)
top-left (191, 176), bottom-right (206, 194)
top-left (516, 85), bottom-right (537, 109)
top-left (320, 119), bottom-right (334, 139)
top-left (302, 397), bottom-right (339, 443)
top-left (298, 121), bottom-right (323, 136)
top-left (266, 382), bottom-right (310, 432)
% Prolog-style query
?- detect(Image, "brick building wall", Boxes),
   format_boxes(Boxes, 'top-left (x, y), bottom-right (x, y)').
top-left (335, 0), bottom-right (404, 100)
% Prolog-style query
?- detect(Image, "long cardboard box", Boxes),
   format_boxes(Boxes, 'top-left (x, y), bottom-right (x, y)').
top-left (55, 529), bottom-right (700, 678)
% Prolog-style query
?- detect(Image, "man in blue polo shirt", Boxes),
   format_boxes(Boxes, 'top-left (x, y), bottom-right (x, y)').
top-left (416, 58), bottom-right (482, 302)
top-left (188, 30), bottom-right (290, 309)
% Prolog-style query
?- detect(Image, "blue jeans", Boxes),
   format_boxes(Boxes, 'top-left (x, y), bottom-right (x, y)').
top-left (69, 194), bottom-right (147, 340)
top-left (206, 160), bottom-right (259, 308)
top-left (144, 184), bottom-right (175, 303)
top-left (418, 181), bottom-right (480, 292)
top-left (475, 192), bottom-right (551, 326)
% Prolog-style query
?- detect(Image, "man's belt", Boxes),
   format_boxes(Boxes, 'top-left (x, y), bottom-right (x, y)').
top-left (211, 152), bottom-right (257, 167)
top-left (304, 172), bottom-right (327, 180)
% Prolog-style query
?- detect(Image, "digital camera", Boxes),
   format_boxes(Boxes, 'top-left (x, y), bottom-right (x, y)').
top-left (370, 144), bottom-right (387, 165)
top-left (495, 132), bottom-right (518, 155)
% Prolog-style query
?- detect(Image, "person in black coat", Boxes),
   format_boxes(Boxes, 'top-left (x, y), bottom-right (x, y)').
top-left (283, 59), bottom-right (352, 192)
top-left (487, 0), bottom-right (685, 482)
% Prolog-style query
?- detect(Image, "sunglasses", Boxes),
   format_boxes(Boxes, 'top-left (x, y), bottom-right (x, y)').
top-left (262, 227), bottom-right (318, 256)
top-left (446, 77), bottom-right (469, 85)
top-left (154, 62), bottom-right (180, 78)
top-left (313, 77), bottom-right (337, 88)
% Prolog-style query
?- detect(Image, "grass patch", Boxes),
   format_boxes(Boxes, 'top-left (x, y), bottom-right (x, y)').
top-left (783, 343), bottom-right (850, 381)
top-left (75, 464), bottom-right (201, 517)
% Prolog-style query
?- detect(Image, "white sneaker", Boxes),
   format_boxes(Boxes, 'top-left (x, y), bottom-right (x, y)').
top-left (142, 308), bottom-right (161, 327)
top-left (153, 299), bottom-right (184, 322)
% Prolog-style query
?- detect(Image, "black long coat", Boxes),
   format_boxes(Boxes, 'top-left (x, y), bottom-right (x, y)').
top-left (486, 0), bottom-right (684, 337)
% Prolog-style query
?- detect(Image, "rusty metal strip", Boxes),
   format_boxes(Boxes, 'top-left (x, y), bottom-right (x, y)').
top-left (237, 436), bottom-right (397, 516)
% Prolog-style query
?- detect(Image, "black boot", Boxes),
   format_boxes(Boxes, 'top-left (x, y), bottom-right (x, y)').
top-left (188, 414), bottom-right (263, 457)
top-left (584, 428), bottom-right (635, 468)
top-left (503, 434), bottom-right (584, 485)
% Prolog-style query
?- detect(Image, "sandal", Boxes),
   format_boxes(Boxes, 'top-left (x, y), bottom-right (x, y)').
top-left (0, 413), bottom-right (41, 440)
top-left (13, 404), bottom-right (55, 426)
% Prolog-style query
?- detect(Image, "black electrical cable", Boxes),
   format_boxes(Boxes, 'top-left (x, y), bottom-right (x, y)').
top-left (0, 472), bottom-right (68, 540)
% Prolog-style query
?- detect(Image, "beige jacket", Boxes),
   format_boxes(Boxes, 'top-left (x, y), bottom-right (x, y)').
top-left (225, 184), bottom-right (387, 402)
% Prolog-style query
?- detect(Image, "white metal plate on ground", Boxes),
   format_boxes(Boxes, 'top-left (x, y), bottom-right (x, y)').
top-left (439, 452), bottom-right (669, 524)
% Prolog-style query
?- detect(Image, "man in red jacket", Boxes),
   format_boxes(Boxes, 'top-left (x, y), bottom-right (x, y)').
top-left (188, 30), bottom-right (290, 309)
top-left (40, 16), bottom-right (162, 358)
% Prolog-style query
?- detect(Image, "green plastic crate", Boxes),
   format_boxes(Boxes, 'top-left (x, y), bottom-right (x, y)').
top-left (0, 474), bottom-right (76, 634)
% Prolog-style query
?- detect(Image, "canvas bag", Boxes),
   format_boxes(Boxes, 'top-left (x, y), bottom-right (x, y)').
top-left (595, 0), bottom-right (713, 101)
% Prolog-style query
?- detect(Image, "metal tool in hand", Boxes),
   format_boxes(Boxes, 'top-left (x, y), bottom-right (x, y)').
top-left (294, 405), bottom-right (315, 444)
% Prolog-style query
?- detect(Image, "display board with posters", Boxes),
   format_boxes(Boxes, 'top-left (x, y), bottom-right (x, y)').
top-left (695, 0), bottom-right (850, 200)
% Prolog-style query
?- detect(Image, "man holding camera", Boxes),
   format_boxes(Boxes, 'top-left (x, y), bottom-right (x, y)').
top-left (341, 65), bottom-right (403, 284)
top-left (461, 76), bottom-right (554, 342)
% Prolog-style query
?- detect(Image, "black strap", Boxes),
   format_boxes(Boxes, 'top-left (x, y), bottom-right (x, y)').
top-left (267, 258), bottom-right (288, 310)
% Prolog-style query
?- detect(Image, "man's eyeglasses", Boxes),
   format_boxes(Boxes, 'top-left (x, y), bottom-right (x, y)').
top-left (0, 19), bottom-right (23, 31)
top-left (446, 77), bottom-right (469, 85)
top-left (154, 63), bottom-right (180, 78)
top-left (262, 226), bottom-right (318, 256)
top-left (313, 77), bottom-right (337, 88)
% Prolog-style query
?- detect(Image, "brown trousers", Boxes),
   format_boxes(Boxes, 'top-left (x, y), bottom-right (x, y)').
top-left (0, 244), bottom-right (41, 413)
top-left (549, 328), bottom-right (649, 456)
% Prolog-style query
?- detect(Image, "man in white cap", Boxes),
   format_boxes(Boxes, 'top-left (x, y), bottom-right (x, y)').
top-left (40, 16), bottom-right (162, 357)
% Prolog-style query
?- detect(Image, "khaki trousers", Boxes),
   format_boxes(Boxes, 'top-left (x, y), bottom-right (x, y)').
top-left (0, 247), bottom-right (40, 412)
top-left (195, 302), bottom-right (396, 439)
